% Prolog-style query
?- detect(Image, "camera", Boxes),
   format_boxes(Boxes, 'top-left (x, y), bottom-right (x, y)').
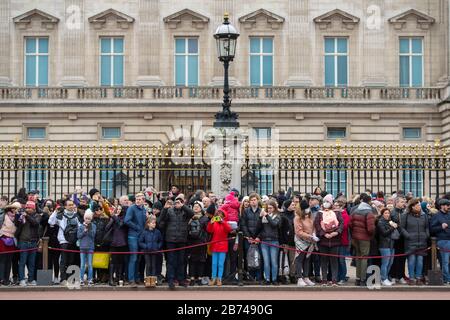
top-left (212, 216), bottom-right (222, 222)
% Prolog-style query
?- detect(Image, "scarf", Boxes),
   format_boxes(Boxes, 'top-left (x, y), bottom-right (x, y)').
top-left (262, 213), bottom-right (278, 224)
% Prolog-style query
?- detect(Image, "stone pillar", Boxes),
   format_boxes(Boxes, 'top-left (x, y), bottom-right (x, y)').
top-left (360, 1), bottom-right (387, 87)
top-left (0, 0), bottom-right (11, 86)
top-left (208, 128), bottom-right (246, 198)
top-left (136, 0), bottom-right (163, 86)
top-left (285, 0), bottom-right (313, 86)
top-left (60, 0), bottom-right (87, 87)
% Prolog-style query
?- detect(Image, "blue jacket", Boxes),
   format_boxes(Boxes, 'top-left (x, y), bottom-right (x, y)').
top-left (124, 204), bottom-right (147, 238)
top-left (77, 223), bottom-right (96, 251)
top-left (430, 211), bottom-right (450, 241)
top-left (138, 228), bottom-right (163, 252)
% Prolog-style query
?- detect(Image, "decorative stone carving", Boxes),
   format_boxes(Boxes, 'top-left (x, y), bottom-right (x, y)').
top-left (88, 8), bottom-right (135, 30)
top-left (13, 9), bottom-right (59, 30)
top-left (388, 9), bottom-right (435, 30)
top-left (313, 9), bottom-right (360, 30)
top-left (163, 9), bottom-right (209, 30)
top-left (238, 8), bottom-right (285, 30)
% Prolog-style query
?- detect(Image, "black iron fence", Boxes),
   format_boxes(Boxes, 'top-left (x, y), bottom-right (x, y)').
top-left (0, 143), bottom-right (449, 200)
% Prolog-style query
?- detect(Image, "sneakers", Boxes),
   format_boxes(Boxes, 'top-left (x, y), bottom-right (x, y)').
top-left (399, 278), bottom-right (407, 285)
top-left (53, 278), bottom-right (60, 285)
top-left (29, 280), bottom-right (37, 286)
top-left (304, 278), bottom-right (315, 286)
top-left (60, 280), bottom-right (67, 286)
top-left (129, 281), bottom-right (138, 288)
top-left (168, 282), bottom-right (175, 290)
top-left (87, 280), bottom-right (94, 286)
top-left (382, 279), bottom-right (393, 286)
top-left (321, 280), bottom-right (328, 286)
top-left (390, 278), bottom-right (396, 285)
top-left (80, 280), bottom-right (85, 286)
top-left (331, 281), bottom-right (338, 287)
top-left (19, 280), bottom-right (27, 287)
top-left (337, 280), bottom-right (345, 286)
top-left (297, 278), bottom-right (307, 287)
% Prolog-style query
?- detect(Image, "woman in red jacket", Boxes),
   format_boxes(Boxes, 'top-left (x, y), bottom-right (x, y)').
top-left (207, 209), bottom-right (232, 286)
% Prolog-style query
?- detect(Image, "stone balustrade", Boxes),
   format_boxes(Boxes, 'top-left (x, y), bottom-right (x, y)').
top-left (0, 86), bottom-right (443, 102)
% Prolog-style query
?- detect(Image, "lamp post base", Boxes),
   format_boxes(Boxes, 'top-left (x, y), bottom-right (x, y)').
top-left (213, 112), bottom-right (240, 128)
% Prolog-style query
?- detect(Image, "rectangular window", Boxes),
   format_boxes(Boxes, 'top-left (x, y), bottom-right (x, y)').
top-left (100, 169), bottom-right (115, 198)
top-left (324, 37), bottom-right (348, 87)
top-left (327, 127), bottom-right (346, 139)
top-left (27, 127), bottom-right (46, 140)
top-left (325, 169), bottom-right (347, 197)
top-left (25, 167), bottom-right (48, 198)
top-left (102, 127), bottom-right (121, 139)
top-left (253, 165), bottom-right (274, 196)
top-left (100, 37), bottom-right (124, 86)
top-left (403, 127), bottom-right (421, 140)
top-left (402, 167), bottom-right (424, 197)
top-left (175, 38), bottom-right (198, 86)
top-left (25, 37), bottom-right (48, 86)
top-left (250, 37), bottom-right (273, 86)
top-left (399, 38), bottom-right (423, 87)
top-left (253, 127), bottom-right (272, 140)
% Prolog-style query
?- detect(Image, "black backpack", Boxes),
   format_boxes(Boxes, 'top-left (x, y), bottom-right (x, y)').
top-left (63, 214), bottom-right (79, 245)
top-left (189, 219), bottom-right (202, 240)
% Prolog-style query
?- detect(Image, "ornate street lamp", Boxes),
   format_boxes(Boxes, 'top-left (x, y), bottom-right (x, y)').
top-left (213, 13), bottom-right (240, 128)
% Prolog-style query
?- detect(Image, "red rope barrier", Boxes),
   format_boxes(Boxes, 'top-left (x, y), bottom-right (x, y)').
top-left (0, 248), bottom-right (39, 254)
top-left (246, 237), bottom-right (431, 259)
top-left (47, 237), bottom-right (236, 255)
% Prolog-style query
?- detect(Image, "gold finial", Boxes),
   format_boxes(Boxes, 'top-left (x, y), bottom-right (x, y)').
top-left (111, 138), bottom-right (118, 152)
top-left (224, 12), bottom-right (229, 20)
top-left (434, 138), bottom-right (441, 148)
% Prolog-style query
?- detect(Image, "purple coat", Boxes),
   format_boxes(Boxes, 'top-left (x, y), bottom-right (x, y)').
top-left (106, 214), bottom-right (128, 247)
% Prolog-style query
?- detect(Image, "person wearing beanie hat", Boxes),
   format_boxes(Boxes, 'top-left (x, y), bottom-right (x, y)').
top-left (300, 199), bottom-right (309, 212)
top-left (206, 203), bottom-right (216, 217)
top-left (323, 194), bottom-right (334, 205)
top-left (16, 197), bottom-right (41, 286)
top-left (153, 201), bottom-right (163, 212)
top-left (159, 194), bottom-right (195, 288)
top-left (280, 198), bottom-right (298, 283)
top-left (89, 188), bottom-right (100, 200)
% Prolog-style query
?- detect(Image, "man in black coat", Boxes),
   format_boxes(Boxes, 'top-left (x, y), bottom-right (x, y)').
top-left (279, 199), bottom-right (297, 284)
top-left (159, 197), bottom-right (194, 289)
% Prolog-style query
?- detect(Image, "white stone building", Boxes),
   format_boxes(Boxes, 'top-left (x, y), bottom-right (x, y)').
top-left (0, 0), bottom-right (449, 199)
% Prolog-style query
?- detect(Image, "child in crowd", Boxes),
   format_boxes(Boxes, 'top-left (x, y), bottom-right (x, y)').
top-left (207, 209), bottom-right (232, 286)
top-left (77, 210), bottom-right (96, 286)
top-left (139, 215), bottom-right (163, 287)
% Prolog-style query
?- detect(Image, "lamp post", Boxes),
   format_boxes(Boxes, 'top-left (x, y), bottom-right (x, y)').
top-left (213, 13), bottom-right (240, 128)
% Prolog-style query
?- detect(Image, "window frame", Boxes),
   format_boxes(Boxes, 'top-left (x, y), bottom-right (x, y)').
top-left (324, 37), bottom-right (349, 87)
top-left (249, 37), bottom-right (274, 87)
top-left (402, 127), bottom-right (422, 140)
top-left (99, 37), bottom-right (125, 87)
top-left (326, 127), bottom-right (347, 140)
top-left (174, 37), bottom-right (199, 86)
top-left (25, 125), bottom-right (47, 141)
top-left (101, 126), bottom-right (122, 140)
top-left (399, 37), bottom-right (424, 88)
top-left (24, 37), bottom-right (49, 87)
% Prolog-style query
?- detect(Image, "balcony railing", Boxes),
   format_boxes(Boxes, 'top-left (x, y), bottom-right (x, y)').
top-left (0, 86), bottom-right (443, 102)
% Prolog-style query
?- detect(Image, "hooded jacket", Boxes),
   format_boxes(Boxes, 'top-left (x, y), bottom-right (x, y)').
top-left (207, 219), bottom-right (232, 252)
top-left (400, 210), bottom-right (430, 255)
top-left (159, 205), bottom-right (194, 243)
top-left (349, 202), bottom-right (376, 241)
top-left (220, 193), bottom-right (240, 223)
top-left (430, 210), bottom-right (450, 241)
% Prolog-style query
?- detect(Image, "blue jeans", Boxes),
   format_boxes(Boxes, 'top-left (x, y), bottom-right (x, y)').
top-left (337, 246), bottom-right (350, 282)
top-left (407, 254), bottom-right (424, 280)
top-left (379, 248), bottom-right (395, 281)
top-left (18, 241), bottom-right (37, 282)
top-left (127, 236), bottom-right (139, 282)
top-left (80, 251), bottom-right (93, 282)
top-left (211, 252), bottom-right (226, 280)
top-left (261, 241), bottom-right (279, 282)
top-left (437, 240), bottom-right (450, 282)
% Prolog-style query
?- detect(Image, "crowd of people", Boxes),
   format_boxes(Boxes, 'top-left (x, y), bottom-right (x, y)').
top-left (0, 185), bottom-right (449, 288)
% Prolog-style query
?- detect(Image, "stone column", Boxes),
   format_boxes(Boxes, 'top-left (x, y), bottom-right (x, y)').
top-left (360, 1), bottom-right (387, 87)
top-left (208, 128), bottom-right (246, 198)
top-left (285, 0), bottom-right (313, 86)
top-left (136, 0), bottom-right (163, 86)
top-left (0, 0), bottom-right (11, 86)
top-left (60, 0), bottom-right (87, 86)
